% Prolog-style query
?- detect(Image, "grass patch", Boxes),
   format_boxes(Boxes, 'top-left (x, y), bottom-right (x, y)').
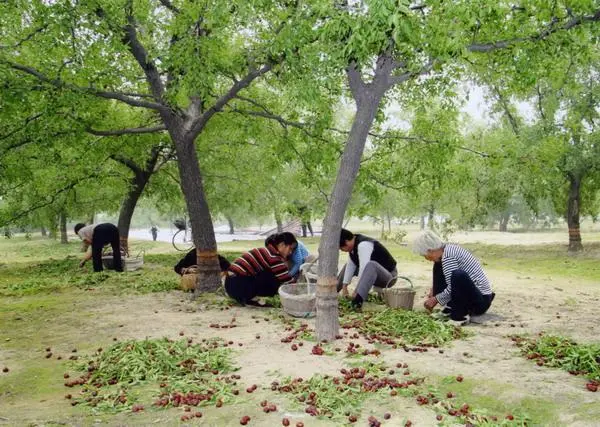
top-left (510, 334), bottom-right (600, 382)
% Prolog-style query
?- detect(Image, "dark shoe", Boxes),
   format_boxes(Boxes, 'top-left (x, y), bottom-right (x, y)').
top-left (351, 294), bottom-right (363, 310)
top-left (448, 315), bottom-right (470, 327)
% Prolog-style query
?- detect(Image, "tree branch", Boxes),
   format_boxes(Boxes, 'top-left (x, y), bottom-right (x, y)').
top-left (468, 8), bottom-right (600, 52)
top-left (189, 62), bottom-right (274, 138)
top-left (387, 60), bottom-right (435, 87)
top-left (87, 125), bottom-right (167, 136)
top-left (110, 154), bottom-right (143, 174)
top-left (0, 113), bottom-right (43, 141)
top-left (346, 60), bottom-right (365, 101)
top-left (158, 0), bottom-right (180, 14)
top-left (7, 61), bottom-right (167, 110)
top-left (0, 24), bottom-right (48, 49)
top-left (0, 175), bottom-right (99, 227)
top-left (122, 2), bottom-right (166, 101)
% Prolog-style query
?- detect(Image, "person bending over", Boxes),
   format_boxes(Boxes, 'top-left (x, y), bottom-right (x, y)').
top-left (225, 233), bottom-right (296, 307)
top-left (413, 230), bottom-right (495, 326)
top-left (265, 232), bottom-right (313, 280)
top-left (338, 228), bottom-right (397, 309)
top-left (74, 223), bottom-right (123, 273)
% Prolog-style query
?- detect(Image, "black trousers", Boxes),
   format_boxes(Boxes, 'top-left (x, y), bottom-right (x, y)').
top-left (92, 223), bottom-right (123, 272)
top-left (224, 270), bottom-right (280, 305)
top-left (433, 262), bottom-right (493, 320)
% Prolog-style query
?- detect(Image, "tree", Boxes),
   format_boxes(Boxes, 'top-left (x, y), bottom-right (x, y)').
top-left (1, 0), bottom-right (327, 292)
top-left (312, 0), bottom-right (600, 340)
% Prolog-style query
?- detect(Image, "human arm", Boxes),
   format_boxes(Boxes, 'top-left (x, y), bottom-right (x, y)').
top-left (340, 257), bottom-right (358, 297)
top-left (356, 241), bottom-right (374, 278)
top-left (289, 242), bottom-right (309, 277)
top-left (79, 246), bottom-right (93, 268)
top-left (174, 249), bottom-right (196, 275)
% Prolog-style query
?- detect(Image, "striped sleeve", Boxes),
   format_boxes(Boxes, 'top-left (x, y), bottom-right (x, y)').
top-left (436, 244), bottom-right (492, 306)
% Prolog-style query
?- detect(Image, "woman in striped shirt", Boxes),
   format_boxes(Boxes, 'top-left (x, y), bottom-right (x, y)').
top-left (225, 233), bottom-right (296, 307)
top-left (413, 230), bottom-right (495, 326)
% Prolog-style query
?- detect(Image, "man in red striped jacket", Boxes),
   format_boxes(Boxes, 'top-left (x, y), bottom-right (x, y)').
top-left (225, 233), bottom-right (296, 307)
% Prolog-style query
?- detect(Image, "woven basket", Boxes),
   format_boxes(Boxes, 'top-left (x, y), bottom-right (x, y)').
top-left (382, 276), bottom-right (416, 310)
top-left (180, 266), bottom-right (199, 292)
top-left (102, 253), bottom-right (144, 272)
top-left (279, 283), bottom-right (316, 318)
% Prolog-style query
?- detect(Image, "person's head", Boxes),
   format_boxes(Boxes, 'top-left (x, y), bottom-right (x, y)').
top-left (412, 230), bottom-right (445, 262)
top-left (266, 232), bottom-right (297, 259)
top-left (339, 228), bottom-right (355, 252)
top-left (74, 223), bottom-right (86, 236)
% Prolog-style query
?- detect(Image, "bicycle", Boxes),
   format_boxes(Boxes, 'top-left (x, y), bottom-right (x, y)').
top-left (172, 219), bottom-right (194, 252)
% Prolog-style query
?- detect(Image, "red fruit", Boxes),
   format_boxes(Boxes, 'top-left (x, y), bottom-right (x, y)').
top-left (446, 392), bottom-right (454, 398)
top-left (45, 347), bottom-right (51, 352)
top-left (45, 353), bottom-right (52, 358)
top-left (256, 335), bottom-right (260, 339)
top-left (282, 418), bottom-right (290, 426)
top-left (296, 423), bottom-right (304, 427)
top-left (179, 331), bottom-right (184, 336)
top-left (291, 344), bottom-right (298, 351)
top-left (506, 414), bottom-right (514, 420)
top-left (436, 415), bottom-right (443, 421)
top-left (246, 387), bottom-right (254, 393)
top-left (2, 367), bottom-right (9, 373)
top-left (456, 375), bottom-right (463, 382)
top-left (195, 411), bottom-right (203, 417)
top-left (348, 415), bottom-right (357, 422)
top-left (63, 373), bottom-right (70, 379)
top-left (72, 349), bottom-right (77, 353)
top-left (383, 413), bottom-right (391, 420)
top-left (260, 400), bottom-right (268, 407)
top-left (240, 415), bottom-right (251, 425)
top-left (405, 421), bottom-right (412, 427)
top-left (180, 415), bottom-right (190, 421)
top-left (97, 348), bottom-right (103, 352)
top-left (586, 383), bottom-right (598, 392)
top-left (216, 399), bottom-right (223, 408)
top-left (184, 407), bottom-right (191, 412)
top-left (65, 394), bottom-right (72, 399)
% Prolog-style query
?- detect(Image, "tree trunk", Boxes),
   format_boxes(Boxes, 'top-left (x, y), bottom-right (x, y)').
top-left (387, 214), bottom-right (392, 233)
top-left (172, 132), bottom-right (220, 293)
top-left (88, 213), bottom-right (94, 224)
top-left (316, 81), bottom-right (386, 342)
top-left (117, 175), bottom-right (147, 256)
top-left (41, 227), bottom-right (47, 237)
top-left (567, 174), bottom-right (583, 252)
top-left (499, 211), bottom-right (510, 232)
top-left (275, 210), bottom-right (283, 233)
top-left (420, 215), bottom-right (425, 230)
top-left (380, 217), bottom-right (385, 239)
top-left (227, 216), bottom-right (235, 234)
top-left (59, 211), bottom-right (68, 244)
top-left (427, 207), bottom-right (435, 229)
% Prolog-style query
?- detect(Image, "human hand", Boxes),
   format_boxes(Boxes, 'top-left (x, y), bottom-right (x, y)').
top-left (424, 296), bottom-right (438, 312)
top-left (340, 285), bottom-right (349, 298)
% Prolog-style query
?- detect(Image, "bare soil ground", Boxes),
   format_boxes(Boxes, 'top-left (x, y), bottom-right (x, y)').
top-left (1, 230), bottom-right (599, 427)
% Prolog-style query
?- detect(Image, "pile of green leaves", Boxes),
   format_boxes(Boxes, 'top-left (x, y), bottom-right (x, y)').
top-left (343, 308), bottom-right (469, 346)
top-left (69, 338), bottom-right (238, 412)
top-left (275, 361), bottom-right (418, 421)
top-left (511, 334), bottom-right (600, 381)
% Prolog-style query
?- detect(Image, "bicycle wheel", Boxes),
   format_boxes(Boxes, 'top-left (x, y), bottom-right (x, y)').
top-left (172, 229), bottom-right (193, 252)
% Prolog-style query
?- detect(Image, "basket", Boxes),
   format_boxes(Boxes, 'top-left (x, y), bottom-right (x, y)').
top-left (180, 266), bottom-right (199, 292)
top-left (102, 250), bottom-right (144, 272)
top-left (382, 276), bottom-right (416, 310)
top-left (279, 283), bottom-right (316, 318)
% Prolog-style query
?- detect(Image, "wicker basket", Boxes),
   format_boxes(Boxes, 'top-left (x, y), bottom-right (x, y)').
top-left (180, 266), bottom-right (199, 292)
top-left (102, 253), bottom-right (144, 272)
top-left (279, 283), bottom-right (316, 318)
top-left (382, 276), bottom-right (416, 310)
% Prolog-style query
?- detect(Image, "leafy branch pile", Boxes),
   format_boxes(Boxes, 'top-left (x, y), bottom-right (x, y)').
top-left (67, 338), bottom-right (239, 412)
top-left (273, 361), bottom-right (422, 421)
top-left (342, 308), bottom-right (469, 347)
top-left (511, 333), bottom-right (600, 390)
